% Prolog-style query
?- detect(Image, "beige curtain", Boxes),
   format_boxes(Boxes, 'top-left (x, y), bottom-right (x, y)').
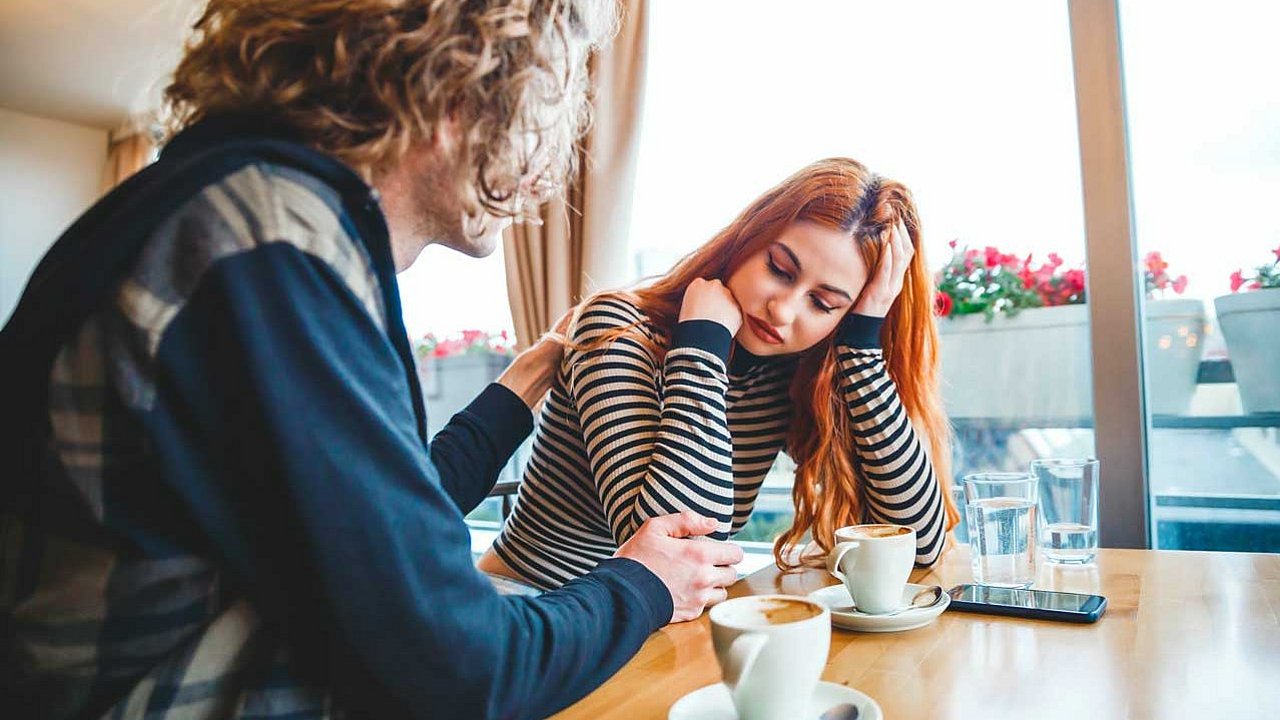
top-left (503, 0), bottom-right (648, 348)
top-left (102, 127), bottom-right (156, 192)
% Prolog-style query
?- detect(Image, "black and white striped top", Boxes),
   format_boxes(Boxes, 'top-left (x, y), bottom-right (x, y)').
top-left (492, 295), bottom-right (947, 589)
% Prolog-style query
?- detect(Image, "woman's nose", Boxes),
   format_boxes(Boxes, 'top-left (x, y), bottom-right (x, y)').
top-left (766, 295), bottom-right (797, 327)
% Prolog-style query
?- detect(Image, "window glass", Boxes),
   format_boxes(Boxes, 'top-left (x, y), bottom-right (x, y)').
top-left (1121, 0), bottom-right (1280, 552)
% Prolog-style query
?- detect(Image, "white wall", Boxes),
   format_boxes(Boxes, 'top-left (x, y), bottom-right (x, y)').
top-left (0, 106), bottom-right (106, 323)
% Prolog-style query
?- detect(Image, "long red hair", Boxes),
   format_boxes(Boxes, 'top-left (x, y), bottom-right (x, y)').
top-left (583, 158), bottom-right (959, 569)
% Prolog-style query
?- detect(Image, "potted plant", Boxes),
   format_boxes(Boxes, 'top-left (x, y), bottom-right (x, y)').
top-left (934, 244), bottom-right (1205, 419)
top-left (1214, 247), bottom-right (1280, 413)
top-left (934, 244), bottom-right (1092, 420)
top-left (414, 330), bottom-right (516, 435)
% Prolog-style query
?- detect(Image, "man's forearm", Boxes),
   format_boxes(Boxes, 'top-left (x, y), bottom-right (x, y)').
top-left (429, 383), bottom-right (532, 514)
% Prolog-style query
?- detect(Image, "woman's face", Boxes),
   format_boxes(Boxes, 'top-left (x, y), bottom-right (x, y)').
top-left (725, 221), bottom-right (870, 356)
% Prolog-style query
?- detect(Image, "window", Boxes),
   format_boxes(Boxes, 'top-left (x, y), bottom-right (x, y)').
top-left (629, 1), bottom-right (1090, 549)
top-left (398, 242), bottom-right (519, 529)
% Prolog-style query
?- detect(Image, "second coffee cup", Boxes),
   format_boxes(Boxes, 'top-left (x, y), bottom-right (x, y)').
top-left (825, 524), bottom-right (916, 614)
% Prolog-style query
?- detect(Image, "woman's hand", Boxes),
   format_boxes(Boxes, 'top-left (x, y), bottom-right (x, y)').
top-left (679, 278), bottom-right (743, 335)
top-left (853, 220), bottom-right (914, 318)
top-left (495, 309), bottom-right (573, 413)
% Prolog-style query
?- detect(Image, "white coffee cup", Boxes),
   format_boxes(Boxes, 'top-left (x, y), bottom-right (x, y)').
top-left (708, 594), bottom-right (831, 720)
top-left (826, 523), bottom-right (916, 614)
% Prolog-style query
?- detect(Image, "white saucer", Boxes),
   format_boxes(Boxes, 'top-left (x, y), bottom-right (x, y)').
top-left (668, 681), bottom-right (882, 720)
top-left (808, 583), bottom-right (949, 633)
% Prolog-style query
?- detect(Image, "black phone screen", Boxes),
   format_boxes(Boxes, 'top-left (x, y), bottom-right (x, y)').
top-left (950, 585), bottom-right (1098, 612)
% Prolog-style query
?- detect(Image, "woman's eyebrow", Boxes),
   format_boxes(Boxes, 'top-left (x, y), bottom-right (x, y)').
top-left (776, 242), bottom-right (852, 301)
top-left (819, 284), bottom-right (852, 302)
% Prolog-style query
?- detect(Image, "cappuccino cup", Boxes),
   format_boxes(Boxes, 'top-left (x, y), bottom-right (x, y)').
top-left (825, 524), bottom-right (916, 614)
top-left (708, 595), bottom-right (830, 720)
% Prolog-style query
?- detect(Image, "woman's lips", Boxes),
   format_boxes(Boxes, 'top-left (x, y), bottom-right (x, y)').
top-left (746, 315), bottom-right (783, 344)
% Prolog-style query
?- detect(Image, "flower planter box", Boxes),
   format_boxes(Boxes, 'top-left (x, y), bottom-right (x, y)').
top-left (1214, 288), bottom-right (1280, 413)
top-left (938, 305), bottom-right (1093, 421)
top-left (417, 353), bottom-right (512, 436)
top-left (937, 300), bottom-right (1205, 420)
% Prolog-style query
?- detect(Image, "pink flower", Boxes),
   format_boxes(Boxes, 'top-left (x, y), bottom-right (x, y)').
top-left (948, 239), bottom-right (958, 249)
top-left (1230, 270), bottom-right (1246, 292)
top-left (1065, 269), bottom-right (1087, 293)
top-left (984, 246), bottom-right (1001, 269)
top-left (1048, 253), bottom-right (1064, 268)
top-left (1172, 275), bottom-right (1188, 294)
top-left (1273, 245), bottom-right (1280, 262)
top-left (1144, 251), bottom-right (1168, 274)
top-left (934, 291), bottom-right (954, 317)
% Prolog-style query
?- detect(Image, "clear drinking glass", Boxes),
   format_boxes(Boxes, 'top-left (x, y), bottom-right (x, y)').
top-left (963, 473), bottom-right (1039, 588)
top-left (1031, 457), bottom-right (1100, 564)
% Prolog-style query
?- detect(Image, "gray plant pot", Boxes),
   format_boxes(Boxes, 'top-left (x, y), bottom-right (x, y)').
top-left (1143, 298), bottom-right (1207, 416)
top-left (417, 353), bottom-right (512, 436)
top-left (1214, 288), bottom-right (1280, 413)
top-left (938, 305), bottom-right (1093, 420)
top-left (937, 300), bottom-right (1206, 420)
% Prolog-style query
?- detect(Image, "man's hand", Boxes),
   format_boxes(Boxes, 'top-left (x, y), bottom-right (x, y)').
top-left (615, 511), bottom-right (744, 623)
top-left (495, 310), bottom-right (573, 413)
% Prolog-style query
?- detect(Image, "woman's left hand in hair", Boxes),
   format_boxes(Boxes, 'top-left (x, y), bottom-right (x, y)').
top-left (853, 220), bottom-right (914, 318)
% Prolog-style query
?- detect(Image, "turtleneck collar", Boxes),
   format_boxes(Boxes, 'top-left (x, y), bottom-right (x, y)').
top-left (728, 341), bottom-right (790, 375)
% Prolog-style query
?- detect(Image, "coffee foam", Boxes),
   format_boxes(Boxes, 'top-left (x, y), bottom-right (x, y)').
top-left (840, 524), bottom-right (912, 539)
top-left (719, 597), bottom-right (822, 627)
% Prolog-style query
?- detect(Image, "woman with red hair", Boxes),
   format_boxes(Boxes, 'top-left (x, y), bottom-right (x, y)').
top-left (479, 157), bottom-right (960, 591)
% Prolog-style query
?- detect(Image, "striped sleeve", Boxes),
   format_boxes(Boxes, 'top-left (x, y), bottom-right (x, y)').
top-left (835, 314), bottom-right (947, 567)
top-left (566, 297), bottom-right (737, 543)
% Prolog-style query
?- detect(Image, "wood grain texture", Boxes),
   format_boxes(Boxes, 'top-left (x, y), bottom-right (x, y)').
top-left (552, 546), bottom-right (1280, 720)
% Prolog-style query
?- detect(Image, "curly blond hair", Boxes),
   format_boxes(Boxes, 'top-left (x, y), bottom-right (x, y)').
top-left (165, 0), bottom-right (617, 221)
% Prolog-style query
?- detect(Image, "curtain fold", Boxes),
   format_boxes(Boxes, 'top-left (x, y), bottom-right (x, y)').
top-left (503, 0), bottom-right (648, 348)
top-left (102, 124), bottom-right (156, 192)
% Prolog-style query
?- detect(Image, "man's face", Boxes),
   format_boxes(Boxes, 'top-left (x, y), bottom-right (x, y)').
top-left (386, 26), bottom-right (594, 266)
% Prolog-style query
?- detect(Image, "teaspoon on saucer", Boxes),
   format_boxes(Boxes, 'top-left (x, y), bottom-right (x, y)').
top-left (880, 585), bottom-right (944, 616)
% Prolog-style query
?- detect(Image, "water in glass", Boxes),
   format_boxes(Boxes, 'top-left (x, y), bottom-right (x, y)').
top-left (967, 497), bottom-right (1037, 588)
top-left (1033, 458), bottom-right (1099, 564)
top-left (1043, 522), bottom-right (1096, 563)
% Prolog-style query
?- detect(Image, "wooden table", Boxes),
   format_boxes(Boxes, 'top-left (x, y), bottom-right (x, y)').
top-left (553, 546), bottom-right (1280, 720)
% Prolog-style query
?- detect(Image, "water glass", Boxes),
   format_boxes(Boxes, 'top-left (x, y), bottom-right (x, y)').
top-left (963, 473), bottom-right (1039, 588)
top-left (1031, 457), bottom-right (1100, 564)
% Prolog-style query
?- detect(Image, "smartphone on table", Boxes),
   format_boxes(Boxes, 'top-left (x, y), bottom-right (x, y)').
top-left (946, 584), bottom-right (1107, 623)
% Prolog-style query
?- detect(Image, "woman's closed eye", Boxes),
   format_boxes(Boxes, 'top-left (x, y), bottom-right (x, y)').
top-left (768, 257), bottom-right (836, 313)
top-left (810, 295), bottom-right (835, 313)
top-left (766, 258), bottom-right (793, 282)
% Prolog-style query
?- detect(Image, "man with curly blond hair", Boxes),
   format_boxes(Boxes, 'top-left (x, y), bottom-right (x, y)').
top-left (0, 2), bottom-right (741, 718)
